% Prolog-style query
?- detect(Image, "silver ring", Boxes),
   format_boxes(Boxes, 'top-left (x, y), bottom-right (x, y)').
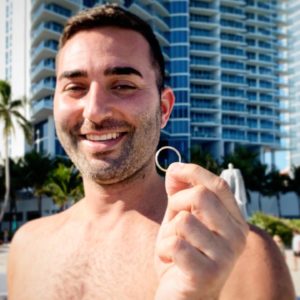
top-left (155, 146), bottom-right (182, 172)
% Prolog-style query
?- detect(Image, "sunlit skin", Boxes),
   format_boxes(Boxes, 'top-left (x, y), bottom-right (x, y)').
top-left (54, 28), bottom-right (168, 186)
top-left (7, 27), bottom-right (295, 300)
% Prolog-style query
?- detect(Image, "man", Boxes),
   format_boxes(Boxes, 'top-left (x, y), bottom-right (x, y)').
top-left (8, 5), bottom-right (295, 299)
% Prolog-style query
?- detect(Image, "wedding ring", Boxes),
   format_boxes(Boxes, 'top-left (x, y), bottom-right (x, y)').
top-left (155, 146), bottom-right (182, 172)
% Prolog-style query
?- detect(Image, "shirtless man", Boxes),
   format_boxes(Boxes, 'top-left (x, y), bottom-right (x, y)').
top-left (8, 5), bottom-right (295, 299)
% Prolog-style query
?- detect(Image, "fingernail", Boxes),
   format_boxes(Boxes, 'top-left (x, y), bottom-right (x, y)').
top-left (168, 162), bottom-right (183, 173)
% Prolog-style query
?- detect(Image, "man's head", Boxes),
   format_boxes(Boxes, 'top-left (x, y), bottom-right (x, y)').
top-left (54, 5), bottom-right (174, 185)
top-left (58, 4), bottom-right (165, 93)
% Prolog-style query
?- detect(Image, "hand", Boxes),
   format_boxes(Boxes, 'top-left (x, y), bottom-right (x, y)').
top-left (155, 163), bottom-right (249, 300)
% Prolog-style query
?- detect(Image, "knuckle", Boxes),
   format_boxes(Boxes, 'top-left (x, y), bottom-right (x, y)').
top-left (189, 163), bottom-right (201, 174)
top-left (176, 210), bottom-right (192, 226)
top-left (193, 184), bottom-right (207, 196)
top-left (213, 177), bottom-right (231, 193)
top-left (172, 236), bottom-right (187, 254)
top-left (190, 185), bottom-right (214, 211)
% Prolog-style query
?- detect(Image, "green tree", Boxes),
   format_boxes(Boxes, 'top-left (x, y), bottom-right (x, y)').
top-left (288, 166), bottom-right (300, 214)
top-left (222, 146), bottom-right (268, 209)
top-left (21, 150), bottom-right (54, 216)
top-left (264, 170), bottom-right (290, 217)
top-left (0, 80), bottom-right (32, 222)
top-left (190, 145), bottom-right (221, 174)
top-left (44, 162), bottom-right (83, 210)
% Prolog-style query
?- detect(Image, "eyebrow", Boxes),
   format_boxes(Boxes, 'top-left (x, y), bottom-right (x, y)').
top-left (58, 66), bottom-right (143, 81)
top-left (104, 66), bottom-right (143, 78)
top-left (58, 70), bottom-right (88, 81)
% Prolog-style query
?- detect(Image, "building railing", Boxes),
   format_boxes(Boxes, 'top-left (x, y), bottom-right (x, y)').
top-left (32, 21), bottom-right (63, 40)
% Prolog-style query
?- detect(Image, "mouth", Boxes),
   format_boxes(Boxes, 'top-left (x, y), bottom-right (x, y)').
top-left (79, 130), bottom-right (128, 153)
top-left (85, 132), bottom-right (125, 142)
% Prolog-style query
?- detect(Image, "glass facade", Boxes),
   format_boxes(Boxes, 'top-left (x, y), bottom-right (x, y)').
top-left (30, 0), bottom-right (286, 163)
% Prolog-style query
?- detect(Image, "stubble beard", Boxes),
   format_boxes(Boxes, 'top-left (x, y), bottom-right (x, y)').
top-left (55, 108), bottom-right (162, 186)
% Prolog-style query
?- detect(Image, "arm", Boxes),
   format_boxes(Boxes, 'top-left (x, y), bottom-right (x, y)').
top-left (7, 226), bottom-right (25, 299)
top-left (155, 163), bottom-right (249, 299)
top-left (154, 163), bottom-right (294, 300)
top-left (7, 220), bottom-right (39, 299)
top-left (220, 224), bottom-right (295, 300)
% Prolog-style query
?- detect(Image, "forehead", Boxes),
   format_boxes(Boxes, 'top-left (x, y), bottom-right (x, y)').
top-left (57, 27), bottom-right (153, 72)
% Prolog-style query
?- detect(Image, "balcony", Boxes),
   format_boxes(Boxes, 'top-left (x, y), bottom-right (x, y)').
top-left (151, 1), bottom-right (168, 16)
top-left (220, 19), bottom-right (245, 32)
top-left (220, 4), bottom-right (245, 19)
top-left (222, 103), bottom-right (246, 113)
top-left (129, 2), bottom-right (152, 23)
top-left (32, 3), bottom-right (71, 28)
top-left (221, 32), bottom-right (245, 45)
top-left (31, 58), bottom-right (55, 82)
top-left (191, 116), bottom-right (219, 124)
top-left (261, 134), bottom-right (276, 145)
top-left (192, 130), bottom-right (219, 139)
top-left (247, 133), bottom-right (258, 142)
top-left (32, 21), bottom-right (63, 46)
top-left (221, 0), bottom-right (246, 5)
top-left (222, 117), bottom-right (246, 127)
top-left (222, 129), bottom-right (246, 140)
top-left (222, 88), bottom-right (246, 99)
top-left (31, 39), bottom-right (58, 65)
top-left (31, 0), bottom-right (78, 13)
top-left (31, 96), bottom-right (53, 123)
top-left (31, 76), bottom-right (56, 101)
top-left (191, 100), bottom-right (219, 111)
top-left (221, 46), bottom-right (245, 58)
top-left (191, 57), bottom-right (218, 70)
top-left (191, 85), bottom-right (218, 97)
top-left (190, 15), bottom-right (218, 30)
top-left (190, 1), bottom-right (217, 15)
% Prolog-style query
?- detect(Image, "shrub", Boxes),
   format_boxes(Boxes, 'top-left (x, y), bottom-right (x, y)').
top-left (249, 212), bottom-right (297, 246)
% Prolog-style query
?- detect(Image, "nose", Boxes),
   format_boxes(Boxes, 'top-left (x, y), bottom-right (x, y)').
top-left (82, 82), bottom-right (113, 123)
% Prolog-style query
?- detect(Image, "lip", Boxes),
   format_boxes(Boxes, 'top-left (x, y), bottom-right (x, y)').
top-left (79, 131), bottom-right (128, 153)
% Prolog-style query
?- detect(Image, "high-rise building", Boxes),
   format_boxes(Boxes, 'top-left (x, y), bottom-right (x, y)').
top-left (0, 0), bottom-right (31, 160)
top-left (1, 0), bottom-right (288, 165)
top-left (285, 0), bottom-right (300, 167)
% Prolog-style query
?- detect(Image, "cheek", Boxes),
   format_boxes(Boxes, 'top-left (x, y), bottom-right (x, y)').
top-left (54, 97), bottom-right (82, 130)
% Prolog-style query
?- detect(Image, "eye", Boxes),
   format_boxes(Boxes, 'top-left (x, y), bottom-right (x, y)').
top-left (65, 84), bottom-right (85, 91)
top-left (63, 84), bottom-right (87, 97)
top-left (112, 84), bottom-right (137, 91)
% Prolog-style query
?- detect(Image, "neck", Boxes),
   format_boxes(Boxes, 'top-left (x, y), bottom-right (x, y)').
top-left (78, 160), bottom-right (167, 223)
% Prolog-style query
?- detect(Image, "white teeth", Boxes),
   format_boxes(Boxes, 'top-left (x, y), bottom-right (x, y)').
top-left (86, 133), bottom-right (121, 141)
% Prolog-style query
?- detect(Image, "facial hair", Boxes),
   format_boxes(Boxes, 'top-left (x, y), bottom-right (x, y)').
top-left (55, 106), bottom-right (162, 185)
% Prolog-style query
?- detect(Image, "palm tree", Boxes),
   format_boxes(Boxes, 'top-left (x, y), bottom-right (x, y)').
top-left (44, 162), bottom-right (83, 210)
top-left (190, 145), bottom-right (221, 175)
top-left (0, 80), bottom-right (32, 222)
top-left (222, 146), bottom-right (269, 210)
top-left (288, 166), bottom-right (300, 215)
top-left (21, 150), bottom-right (54, 216)
top-left (264, 170), bottom-right (289, 217)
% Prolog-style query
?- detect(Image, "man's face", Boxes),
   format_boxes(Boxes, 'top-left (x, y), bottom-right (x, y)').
top-left (54, 27), bottom-right (172, 184)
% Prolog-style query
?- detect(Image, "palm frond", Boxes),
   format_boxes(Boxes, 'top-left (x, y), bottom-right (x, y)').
top-left (9, 99), bottom-right (23, 110)
top-left (0, 80), bottom-right (11, 104)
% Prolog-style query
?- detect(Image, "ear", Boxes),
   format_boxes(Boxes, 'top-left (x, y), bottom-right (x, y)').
top-left (160, 87), bottom-right (175, 129)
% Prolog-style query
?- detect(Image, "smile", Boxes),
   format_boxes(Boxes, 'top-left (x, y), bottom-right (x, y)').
top-left (85, 132), bottom-right (123, 141)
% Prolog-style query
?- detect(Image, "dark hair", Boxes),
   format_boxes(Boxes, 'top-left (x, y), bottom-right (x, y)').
top-left (59, 4), bottom-right (165, 92)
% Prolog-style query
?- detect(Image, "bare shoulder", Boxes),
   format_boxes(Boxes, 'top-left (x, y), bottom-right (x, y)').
top-left (11, 212), bottom-right (65, 247)
top-left (7, 208), bottom-right (76, 299)
top-left (220, 224), bottom-right (295, 300)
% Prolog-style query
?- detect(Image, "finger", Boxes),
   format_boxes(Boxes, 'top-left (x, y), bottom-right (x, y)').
top-left (165, 163), bottom-right (245, 225)
top-left (162, 211), bottom-right (225, 259)
top-left (163, 185), bottom-right (248, 242)
top-left (160, 210), bottom-right (244, 261)
top-left (156, 235), bottom-right (218, 283)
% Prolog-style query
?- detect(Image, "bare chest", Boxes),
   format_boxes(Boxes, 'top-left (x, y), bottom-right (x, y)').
top-left (18, 228), bottom-right (158, 300)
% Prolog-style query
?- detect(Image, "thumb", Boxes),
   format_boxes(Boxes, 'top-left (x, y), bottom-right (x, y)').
top-left (165, 162), bottom-right (192, 197)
